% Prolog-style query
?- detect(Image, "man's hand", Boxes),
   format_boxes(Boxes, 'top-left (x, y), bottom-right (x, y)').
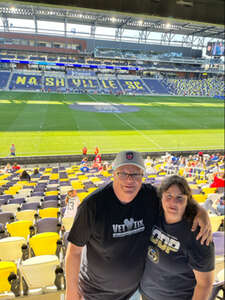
top-left (191, 208), bottom-right (212, 246)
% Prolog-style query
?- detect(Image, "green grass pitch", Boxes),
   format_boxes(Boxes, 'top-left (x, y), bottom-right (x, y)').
top-left (0, 91), bottom-right (224, 157)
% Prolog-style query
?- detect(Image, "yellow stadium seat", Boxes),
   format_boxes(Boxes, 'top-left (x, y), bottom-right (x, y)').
top-left (202, 187), bottom-right (217, 194)
top-left (50, 174), bottom-right (59, 180)
top-left (45, 191), bottom-right (58, 196)
top-left (209, 215), bottom-right (224, 233)
top-left (6, 220), bottom-right (33, 239)
top-left (0, 261), bottom-right (17, 293)
top-left (29, 232), bottom-right (60, 256)
top-left (196, 179), bottom-right (208, 185)
top-left (77, 192), bottom-right (89, 202)
top-left (192, 194), bottom-right (207, 203)
top-left (87, 187), bottom-right (97, 193)
top-left (39, 207), bottom-right (59, 219)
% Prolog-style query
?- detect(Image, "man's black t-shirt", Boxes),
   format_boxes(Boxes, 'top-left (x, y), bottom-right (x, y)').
top-left (68, 182), bottom-right (159, 300)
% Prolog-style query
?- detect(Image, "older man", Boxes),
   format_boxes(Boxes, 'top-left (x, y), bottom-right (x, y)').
top-left (65, 151), bottom-right (211, 300)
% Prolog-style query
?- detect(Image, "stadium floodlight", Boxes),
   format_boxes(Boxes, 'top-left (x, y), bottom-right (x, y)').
top-left (176, 0), bottom-right (194, 7)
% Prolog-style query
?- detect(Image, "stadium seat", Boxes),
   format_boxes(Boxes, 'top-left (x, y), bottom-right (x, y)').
top-left (20, 255), bottom-right (64, 295)
top-left (209, 269), bottom-right (225, 300)
top-left (38, 207), bottom-right (60, 219)
top-left (0, 236), bottom-right (26, 261)
top-left (0, 212), bottom-right (15, 226)
top-left (209, 215), bottom-right (224, 233)
top-left (192, 194), bottom-right (207, 203)
top-left (20, 202), bottom-right (40, 211)
top-left (16, 209), bottom-right (36, 222)
top-left (1, 203), bottom-right (20, 213)
top-left (6, 220), bottom-right (33, 239)
top-left (36, 217), bottom-right (61, 234)
top-left (29, 232), bottom-right (60, 256)
top-left (41, 200), bottom-right (59, 208)
top-left (62, 216), bottom-right (74, 232)
top-left (0, 261), bottom-right (18, 295)
top-left (213, 231), bottom-right (224, 256)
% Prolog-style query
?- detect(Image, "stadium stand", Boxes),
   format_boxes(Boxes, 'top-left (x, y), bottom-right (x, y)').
top-left (0, 71), bottom-right (10, 89)
top-left (9, 72), bottom-right (42, 91)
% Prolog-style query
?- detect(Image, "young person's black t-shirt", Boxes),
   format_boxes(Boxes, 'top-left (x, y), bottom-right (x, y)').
top-left (68, 182), bottom-right (159, 300)
top-left (140, 215), bottom-right (215, 300)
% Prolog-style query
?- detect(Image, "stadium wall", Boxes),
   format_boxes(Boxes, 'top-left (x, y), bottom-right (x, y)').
top-left (0, 150), bottom-right (223, 165)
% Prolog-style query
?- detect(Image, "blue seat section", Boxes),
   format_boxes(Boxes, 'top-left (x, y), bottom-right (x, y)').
top-left (143, 79), bottom-right (170, 95)
top-left (98, 79), bottom-right (123, 94)
top-left (9, 73), bottom-right (42, 90)
top-left (166, 78), bottom-right (225, 97)
top-left (0, 71), bottom-right (10, 89)
top-left (44, 76), bottom-right (66, 92)
top-left (67, 78), bottom-right (99, 93)
top-left (119, 79), bottom-right (149, 94)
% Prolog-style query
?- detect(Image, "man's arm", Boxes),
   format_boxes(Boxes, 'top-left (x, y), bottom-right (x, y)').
top-left (65, 242), bottom-right (83, 300)
top-left (192, 269), bottom-right (215, 300)
top-left (191, 204), bottom-right (212, 246)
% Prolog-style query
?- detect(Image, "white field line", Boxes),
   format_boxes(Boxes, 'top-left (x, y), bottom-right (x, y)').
top-left (87, 94), bottom-right (162, 149)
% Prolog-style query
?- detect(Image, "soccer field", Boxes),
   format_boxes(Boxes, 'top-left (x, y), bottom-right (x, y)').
top-left (0, 91), bottom-right (224, 157)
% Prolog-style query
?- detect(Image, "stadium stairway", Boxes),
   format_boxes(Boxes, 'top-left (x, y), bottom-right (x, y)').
top-left (6, 71), bottom-right (13, 90)
top-left (140, 78), bottom-right (152, 94)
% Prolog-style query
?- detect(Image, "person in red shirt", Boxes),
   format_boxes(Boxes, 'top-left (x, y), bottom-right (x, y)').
top-left (82, 146), bottom-right (87, 156)
top-left (94, 153), bottom-right (102, 164)
top-left (12, 162), bottom-right (20, 171)
top-left (210, 171), bottom-right (225, 188)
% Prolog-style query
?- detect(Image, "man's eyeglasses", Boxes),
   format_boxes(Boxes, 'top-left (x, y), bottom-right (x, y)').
top-left (116, 172), bottom-right (143, 180)
top-left (164, 192), bottom-right (187, 203)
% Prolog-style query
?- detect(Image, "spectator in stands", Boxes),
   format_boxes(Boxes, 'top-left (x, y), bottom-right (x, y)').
top-left (19, 170), bottom-right (31, 181)
top-left (140, 175), bottom-right (215, 300)
top-left (210, 171), bottom-right (225, 188)
top-left (80, 162), bottom-right (90, 173)
top-left (217, 195), bottom-right (225, 215)
top-left (12, 162), bottom-right (20, 171)
top-left (10, 144), bottom-right (16, 156)
top-left (82, 146), bottom-right (87, 156)
top-left (65, 151), bottom-right (212, 300)
top-left (203, 194), bottom-right (224, 216)
top-left (64, 189), bottom-right (80, 218)
top-left (94, 153), bottom-right (102, 164)
top-left (31, 168), bottom-right (41, 178)
top-left (3, 163), bottom-right (12, 173)
top-left (94, 146), bottom-right (99, 155)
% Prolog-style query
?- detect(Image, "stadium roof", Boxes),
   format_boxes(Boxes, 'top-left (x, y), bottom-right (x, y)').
top-left (0, 0), bottom-right (224, 40)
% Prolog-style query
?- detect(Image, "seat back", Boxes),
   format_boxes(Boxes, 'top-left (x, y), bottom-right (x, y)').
top-left (62, 216), bottom-right (74, 231)
top-left (6, 220), bottom-right (33, 239)
top-left (29, 232), bottom-right (60, 256)
top-left (0, 212), bottom-right (15, 225)
top-left (0, 236), bottom-right (26, 261)
top-left (16, 210), bottom-right (36, 222)
top-left (209, 215), bottom-right (224, 232)
top-left (20, 255), bottom-right (59, 290)
top-left (0, 261), bottom-right (17, 293)
top-left (36, 217), bottom-right (60, 233)
top-left (39, 207), bottom-right (59, 219)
